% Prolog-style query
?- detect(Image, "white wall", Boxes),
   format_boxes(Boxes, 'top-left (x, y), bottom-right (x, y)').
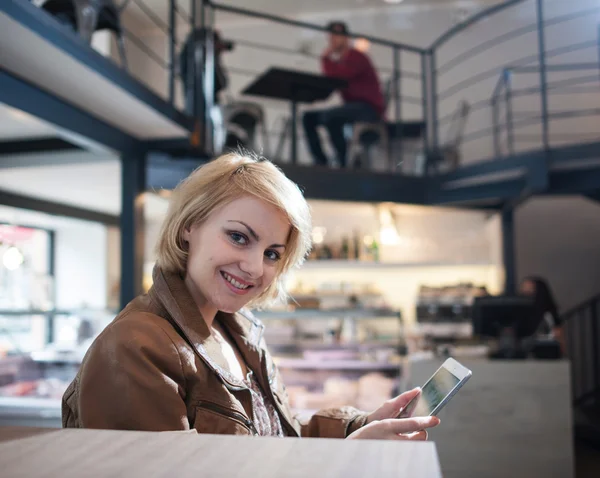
top-left (435, 0), bottom-right (600, 163)
top-left (122, 0), bottom-right (600, 165)
top-left (54, 222), bottom-right (108, 309)
top-left (516, 196), bottom-right (600, 311)
top-left (0, 206), bottom-right (109, 310)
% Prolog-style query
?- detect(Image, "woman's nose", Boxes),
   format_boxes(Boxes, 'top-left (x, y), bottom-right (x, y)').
top-left (239, 250), bottom-right (263, 279)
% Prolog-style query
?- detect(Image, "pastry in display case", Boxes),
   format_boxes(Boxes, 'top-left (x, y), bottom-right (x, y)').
top-left (256, 281), bottom-right (406, 417)
top-left (0, 309), bottom-right (115, 427)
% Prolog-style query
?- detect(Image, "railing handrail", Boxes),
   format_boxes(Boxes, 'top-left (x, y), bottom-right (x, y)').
top-left (209, 0), bottom-right (425, 54)
top-left (562, 293), bottom-right (600, 321)
top-left (429, 0), bottom-right (529, 51)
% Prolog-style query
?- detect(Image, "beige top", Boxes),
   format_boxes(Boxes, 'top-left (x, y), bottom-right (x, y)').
top-left (245, 371), bottom-right (285, 437)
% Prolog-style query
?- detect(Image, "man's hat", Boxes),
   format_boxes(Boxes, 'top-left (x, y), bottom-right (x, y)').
top-left (326, 21), bottom-right (349, 35)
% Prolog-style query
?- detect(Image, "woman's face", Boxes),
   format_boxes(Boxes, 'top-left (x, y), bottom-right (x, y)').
top-left (183, 195), bottom-right (291, 314)
top-left (520, 279), bottom-right (536, 297)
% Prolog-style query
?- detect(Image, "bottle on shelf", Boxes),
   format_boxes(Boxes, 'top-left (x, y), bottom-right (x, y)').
top-left (340, 236), bottom-right (350, 260)
top-left (371, 238), bottom-right (380, 262)
top-left (353, 231), bottom-right (361, 261)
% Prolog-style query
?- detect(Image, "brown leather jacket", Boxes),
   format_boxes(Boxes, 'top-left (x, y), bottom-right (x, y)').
top-left (62, 267), bottom-right (368, 438)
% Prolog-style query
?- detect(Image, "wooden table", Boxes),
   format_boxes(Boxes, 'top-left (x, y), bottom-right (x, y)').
top-left (0, 427), bottom-right (443, 477)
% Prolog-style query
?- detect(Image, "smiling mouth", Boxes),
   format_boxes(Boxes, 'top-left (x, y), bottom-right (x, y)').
top-left (220, 271), bottom-right (253, 291)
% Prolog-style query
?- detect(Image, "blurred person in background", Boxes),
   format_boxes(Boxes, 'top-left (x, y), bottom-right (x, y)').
top-left (520, 276), bottom-right (566, 357)
top-left (180, 28), bottom-right (233, 110)
top-left (303, 21), bottom-right (384, 168)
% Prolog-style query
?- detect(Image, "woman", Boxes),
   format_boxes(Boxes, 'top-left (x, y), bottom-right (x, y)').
top-left (62, 153), bottom-right (439, 440)
top-left (520, 276), bottom-right (566, 356)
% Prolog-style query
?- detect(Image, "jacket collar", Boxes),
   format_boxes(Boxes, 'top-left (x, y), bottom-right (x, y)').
top-left (148, 265), bottom-right (266, 390)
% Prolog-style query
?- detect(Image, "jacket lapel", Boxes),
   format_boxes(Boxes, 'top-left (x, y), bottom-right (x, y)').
top-left (149, 265), bottom-right (299, 436)
top-left (149, 266), bottom-right (247, 389)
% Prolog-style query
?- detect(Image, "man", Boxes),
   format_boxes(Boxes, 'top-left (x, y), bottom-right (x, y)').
top-left (303, 21), bottom-right (384, 167)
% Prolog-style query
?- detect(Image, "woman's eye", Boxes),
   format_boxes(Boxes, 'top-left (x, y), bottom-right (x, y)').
top-left (265, 250), bottom-right (281, 262)
top-left (229, 232), bottom-right (248, 245)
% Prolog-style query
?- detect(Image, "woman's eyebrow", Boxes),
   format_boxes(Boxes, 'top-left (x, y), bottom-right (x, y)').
top-left (227, 220), bottom-right (286, 248)
top-left (227, 220), bottom-right (259, 241)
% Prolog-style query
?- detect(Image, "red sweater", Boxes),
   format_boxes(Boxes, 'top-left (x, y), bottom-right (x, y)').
top-left (321, 49), bottom-right (384, 118)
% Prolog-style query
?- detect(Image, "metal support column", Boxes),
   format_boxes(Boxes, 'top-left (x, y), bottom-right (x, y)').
top-left (120, 153), bottom-right (146, 310)
top-left (203, 5), bottom-right (215, 156)
top-left (421, 52), bottom-right (429, 152)
top-left (393, 48), bottom-right (401, 122)
top-left (505, 70), bottom-right (515, 155)
top-left (536, 0), bottom-right (549, 149)
top-left (502, 205), bottom-right (516, 295)
top-left (168, 0), bottom-right (176, 105)
top-left (47, 229), bottom-right (56, 344)
top-left (492, 97), bottom-right (500, 157)
top-left (430, 51), bottom-right (439, 150)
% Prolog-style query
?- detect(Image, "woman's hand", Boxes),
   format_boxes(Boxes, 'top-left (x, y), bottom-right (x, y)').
top-left (347, 388), bottom-right (440, 441)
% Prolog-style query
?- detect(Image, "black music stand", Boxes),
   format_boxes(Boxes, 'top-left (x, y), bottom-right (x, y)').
top-left (242, 68), bottom-right (346, 163)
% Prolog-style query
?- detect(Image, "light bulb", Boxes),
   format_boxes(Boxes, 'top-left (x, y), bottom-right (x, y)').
top-left (3, 246), bottom-right (24, 271)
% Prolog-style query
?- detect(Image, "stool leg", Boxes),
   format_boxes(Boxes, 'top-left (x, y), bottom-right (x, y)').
top-left (74, 1), bottom-right (98, 44)
top-left (116, 34), bottom-right (128, 71)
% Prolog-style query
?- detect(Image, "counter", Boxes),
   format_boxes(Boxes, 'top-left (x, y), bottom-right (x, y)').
top-left (407, 358), bottom-right (574, 478)
top-left (0, 427), bottom-right (443, 477)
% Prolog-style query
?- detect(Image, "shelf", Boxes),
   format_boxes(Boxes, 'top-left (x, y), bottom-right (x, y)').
top-left (299, 260), bottom-right (494, 269)
top-left (0, 309), bottom-right (116, 317)
top-left (255, 308), bottom-right (400, 319)
top-left (267, 340), bottom-right (401, 350)
top-left (273, 357), bottom-right (402, 371)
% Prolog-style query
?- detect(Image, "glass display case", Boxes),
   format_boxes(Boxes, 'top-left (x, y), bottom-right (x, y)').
top-left (256, 303), bottom-right (406, 418)
top-left (0, 310), bottom-right (115, 427)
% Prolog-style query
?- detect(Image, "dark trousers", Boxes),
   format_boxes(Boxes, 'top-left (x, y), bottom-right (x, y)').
top-left (302, 102), bottom-right (379, 167)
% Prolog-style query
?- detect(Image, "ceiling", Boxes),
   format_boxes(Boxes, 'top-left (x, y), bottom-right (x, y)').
top-left (128, 0), bottom-right (505, 36)
top-left (0, 151), bottom-right (169, 219)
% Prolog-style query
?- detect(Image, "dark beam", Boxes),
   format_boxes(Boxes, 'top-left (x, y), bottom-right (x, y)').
top-left (120, 153), bottom-right (146, 310)
top-left (501, 206), bottom-right (516, 295)
top-left (429, 179), bottom-right (526, 205)
top-left (585, 190), bottom-right (600, 204)
top-left (441, 141), bottom-right (600, 185)
top-left (547, 167), bottom-right (600, 195)
top-left (0, 189), bottom-right (119, 226)
top-left (147, 156), bottom-right (429, 204)
top-left (144, 138), bottom-right (210, 159)
top-left (278, 164), bottom-right (427, 203)
top-left (0, 137), bottom-right (82, 156)
top-left (0, 68), bottom-right (140, 155)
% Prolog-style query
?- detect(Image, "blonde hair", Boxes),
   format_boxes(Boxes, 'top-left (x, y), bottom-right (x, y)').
top-left (156, 152), bottom-right (312, 308)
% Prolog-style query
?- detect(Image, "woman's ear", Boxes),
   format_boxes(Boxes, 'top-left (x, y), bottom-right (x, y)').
top-left (182, 227), bottom-right (191, 243)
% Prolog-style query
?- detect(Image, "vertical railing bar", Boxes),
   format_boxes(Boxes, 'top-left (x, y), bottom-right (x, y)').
top-left (536, 0), bottom-right (549, 149)
top-left (393, 47), bottom-right (401, 122)
top-left (168, 0), bottom-right (176, 105)
top-left (505, 70), bottom-right (515, 156)
top-left (421, 52), bottom-right (429, 154)
top-left (430, 51), bottom-right (439, 150)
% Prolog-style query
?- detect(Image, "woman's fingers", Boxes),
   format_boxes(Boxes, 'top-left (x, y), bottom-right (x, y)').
top-left (368, 388), bottom-right (422, 422)
top-left (385, 416), bottom-right (440, 435)
top-left (393, 388), bottom-right (421, 411)
top-left (401, 430), bottom-right (429, 441)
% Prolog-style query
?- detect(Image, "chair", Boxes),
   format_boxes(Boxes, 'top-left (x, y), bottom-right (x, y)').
top-left (216, 101), bottom-right (270, 156)
top-left (420, 100), bottom-right (470, 175)
top-left (346, 76), bottom-right (395, 171)
top-left (39, 0), bottom-right (128, 69)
